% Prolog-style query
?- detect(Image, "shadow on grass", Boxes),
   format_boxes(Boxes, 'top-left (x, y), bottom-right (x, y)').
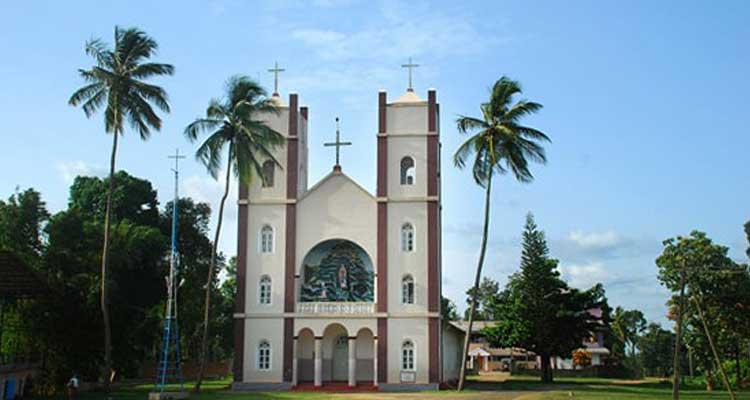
top-left (466, 375), bottom-right (747, 398)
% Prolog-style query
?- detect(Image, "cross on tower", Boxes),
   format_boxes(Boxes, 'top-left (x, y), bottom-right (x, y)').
top-left (268, 61), bottom-right (285, 95)
top-left (168, 148), bottom-right (186, 174)
top-left (324, 117), bottom-right (352, 170)
top-left (401, 57), bottom-right (420, 92)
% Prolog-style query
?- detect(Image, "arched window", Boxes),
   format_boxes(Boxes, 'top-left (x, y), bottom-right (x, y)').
top-left (257, 340), bottom-right (271, 370)
top-left (400, 157), bottom-right (415, 185)
top-left (261, 160), bottom-right (275, 188)
top-left (260, 225), bottom-right (273, 253)
top-left (401, 340), bottom-right (415, 371)
top-left (402, 275), bottom-right (414, 304)
top-left (401, 223), bottom-right (414, 252)
top-left (259, 275), bottom-right (272, 305)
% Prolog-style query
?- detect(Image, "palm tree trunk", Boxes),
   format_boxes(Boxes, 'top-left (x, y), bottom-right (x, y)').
top-left (195, 156), bottom-right (232, 391)
top-left (457, 173), bottom-right (493, 391)
top-left (672, 261), bottom-right (686, 400)
top-left (692, 295), bottom-right (735, 400)
top-left (100, 131), bottom-right (118, 392)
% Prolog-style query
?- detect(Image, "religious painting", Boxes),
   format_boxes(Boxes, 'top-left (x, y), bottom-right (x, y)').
top-left (300, 239), bottom-right (374, 302)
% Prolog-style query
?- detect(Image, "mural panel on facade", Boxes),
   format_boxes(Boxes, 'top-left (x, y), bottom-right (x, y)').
top-left (300, 239), bottom-right (374, 302)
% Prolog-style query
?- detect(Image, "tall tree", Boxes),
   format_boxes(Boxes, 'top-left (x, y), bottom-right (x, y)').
top-left (638, 323), bottom-right (675, 378)
top-left (464, 277), bottom-right (500, 320)
top-left (612, 307), bottom-right (647, 359)
top-left (184, 76), bottom-right (284, 390)
top-left (656, 231), bottom-right (744, 397)
top-left (441, 296), bottom-right (459, 321)
top-left (453, 76), bottom-right (550, 390)
top-left (0, 188), bottom-right (49, 262)
top-left (68, 26), bottom-right (173, 389)
top-left (745, 220), bottom-right (749, 259)
top-left (484, 214), bottom-right (607, 382)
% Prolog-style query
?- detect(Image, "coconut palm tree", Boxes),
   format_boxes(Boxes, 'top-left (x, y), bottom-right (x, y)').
top-left (455, 76), bottom-right (550, 390)
top-left (184, 76), bottom-right (284, 390)
top-left (68, 26), bottom-right (173, 390)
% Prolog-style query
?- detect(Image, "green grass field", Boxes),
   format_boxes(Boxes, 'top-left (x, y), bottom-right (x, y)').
top-left (31, 375), bottom-right (748, 399)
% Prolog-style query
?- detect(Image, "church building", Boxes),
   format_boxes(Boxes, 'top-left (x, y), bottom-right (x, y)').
top-left (232, 74), bottom-right (463, 391)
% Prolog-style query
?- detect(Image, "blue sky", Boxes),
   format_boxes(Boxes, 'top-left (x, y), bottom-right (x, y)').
top-left (1, 0), bottom-right (749, 325)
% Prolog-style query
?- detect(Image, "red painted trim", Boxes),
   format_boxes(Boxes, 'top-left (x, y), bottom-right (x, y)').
top-left (233, 319), bottom-right (244, 382)
top-left (377, 318), bottom-right (387, 383)
top-left (285, 94), bottom-right (299, 313)
top-left (378, 91), bottom-right (387, 133)
top-left (428, 317), bottom-right (439, 383)
top-left (377, 92), bottom-right (387, 198)
top-left (283, 317), bottom-right (294, 382)
top-left (427, 202), bottom-right (439, 312)
top-left (284, 204), bottom-right (296, 312)
top-left (427, 91), bottom-right (438, 197)
top-left (288, 94), bottom-right (298, 137)
top-left (234, 185), bottom-right (248, 382)
top-left (427, 90), bottom-right (437, 132)
top-left (376, 202), bottom-right (387, 312)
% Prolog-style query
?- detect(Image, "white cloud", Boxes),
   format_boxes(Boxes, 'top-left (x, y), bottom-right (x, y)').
top-left (567, 230), bottom-right (623, 250)
top-left (282, 3), bottom-right (508, 96)
top-left (57, 161), bottom-right (107, 184)
top-left (560, 262), bottom-right (610, 289)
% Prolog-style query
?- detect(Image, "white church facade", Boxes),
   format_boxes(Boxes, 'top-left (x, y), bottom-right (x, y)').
top-left (232, 85), bottom-right (463, 391)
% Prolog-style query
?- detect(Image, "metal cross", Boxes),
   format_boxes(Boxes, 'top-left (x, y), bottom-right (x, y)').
top-left (268, 61), bottom-right (285, 95)
top-left (324, 117), bottom-right (352, 167)
top-left (168, 148), bottom-right (186, 175)
top-left (401, 57), bottom-right (420, 91)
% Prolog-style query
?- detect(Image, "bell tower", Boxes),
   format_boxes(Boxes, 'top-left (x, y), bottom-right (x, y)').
top-left (376, 83), bottom-right (442, 386)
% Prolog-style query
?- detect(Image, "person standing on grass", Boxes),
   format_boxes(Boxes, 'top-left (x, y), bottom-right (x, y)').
top-left (66, 373), bottom-right (79, 400)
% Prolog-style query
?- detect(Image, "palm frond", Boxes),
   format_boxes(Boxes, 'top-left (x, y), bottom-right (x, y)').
top-left (505, 101), bottom-right (543, 122)
top-left (195, 128), bottom-right (229, 179)
top-left (488, 76), bottom-right (522, 117)
top-left (129, 62), bottom-right (175, 79)
top-left (130, 80), bottom-right (171, 113)
top-left (68, 82), bottom-right (104, 107)
top-left (453, 134), bottom-right (478, 169)
top-left (184, 118), bottom-right (223, 142)
top-left (84, 38), bottom-right (113, 67)
top-left (126, 93), bottom-right (162, 139)
top-left (117, 27), bottom-right (158, 70)
top-left (80, 87), bottom-right (108, 117)
top-left (456, 115), bottom-right (488, 134)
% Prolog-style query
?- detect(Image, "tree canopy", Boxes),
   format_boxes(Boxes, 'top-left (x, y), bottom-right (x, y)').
top-left (484, 213), bottom-right (609, 382)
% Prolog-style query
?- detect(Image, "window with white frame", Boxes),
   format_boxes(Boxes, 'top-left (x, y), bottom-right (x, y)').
top-left (260, 225), bottom-right (273, 253)
top-left (401, 340), bottom-right (415, 371)
top-left (259, 275), bottom-right (272, 305)
top-left (401, 223), bottom-right (414, 252)
top-left (261, 160), bottom-right (275, 188)
top-left (400, 156), bottom-right (415, 185)
top-left (257, 340), bottom-right (271, 370)
top-left (402, 275), bottom-right (414, 304)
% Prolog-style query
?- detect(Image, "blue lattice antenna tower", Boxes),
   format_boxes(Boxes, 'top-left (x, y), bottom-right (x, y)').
top-left (155, 148), bottom-right (186, 392)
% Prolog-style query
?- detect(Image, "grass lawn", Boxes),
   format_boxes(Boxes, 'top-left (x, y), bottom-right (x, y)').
top-left (30, 375), bottom-right (749, 399)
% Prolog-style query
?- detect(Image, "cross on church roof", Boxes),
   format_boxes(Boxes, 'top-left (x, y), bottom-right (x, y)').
top-left (268, 61), bottom-right (285, 95)
top-left (401, 57), bottom-right (420, 92)
top-left (324, 117), bottom-right (352, 171)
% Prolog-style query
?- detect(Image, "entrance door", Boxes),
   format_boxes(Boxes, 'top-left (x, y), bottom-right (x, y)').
top-left (332, 335), bottom-right (348, 381)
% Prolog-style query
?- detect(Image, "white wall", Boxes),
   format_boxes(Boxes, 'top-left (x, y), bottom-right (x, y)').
top-left (245, 204), bottom-right (286, 314)
top-left (387, 317), bottom-right (430, 384)
top-left (387, 202), bottom-right (428, 314)
top-left (243, 317), bottom-right (284, 382)
top-left (295, 173), bottom-right (377, 280)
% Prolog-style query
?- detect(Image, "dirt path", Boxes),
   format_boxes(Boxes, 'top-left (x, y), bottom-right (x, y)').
top-left (331, 391), bottom-right (539, 400)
